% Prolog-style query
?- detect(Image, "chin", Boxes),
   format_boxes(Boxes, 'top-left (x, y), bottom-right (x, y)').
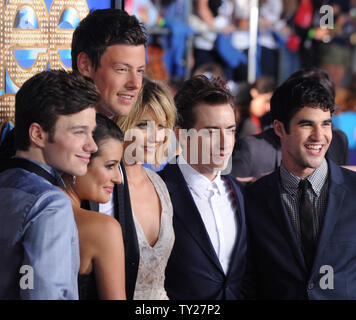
top-left (68, 166), bottom-right (88, 177)
top-left (96, 195), bottom-right (110, 204)
top-left (113, 104), bottom-right (132, 117)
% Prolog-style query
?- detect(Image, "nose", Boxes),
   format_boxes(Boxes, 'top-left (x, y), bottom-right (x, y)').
top-left (219, 129), bottom-right (233, 151)
top-left (311, 125), bottom-right (323, 141)
top-left (84, 134), bottom-right (98, 154)
top-left (126, 70), bottom-right (141, 90)
top-left (112, 166), bottom-right (122, 184)
top-left (146, 121), bottom-right (158, 143)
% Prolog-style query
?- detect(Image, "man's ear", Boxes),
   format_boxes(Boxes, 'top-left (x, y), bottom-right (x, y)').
top-left (77, 52), bottom-right (94, 78)
top-left (250, 88), bottom-right (259, 99)
top-left (29, 123), bottom-right (47, 148)
top-left (273, 119), bottom-right (285, 139)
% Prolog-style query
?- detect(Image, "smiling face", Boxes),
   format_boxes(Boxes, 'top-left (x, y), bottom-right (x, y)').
top-left (42, 108), bottom-right (98, 176)
top-left (182, 103), bottom-right (236, 180)
top-left (88, 44), bottom-right (146, 118)
top-left (123, 110), bottom-right (167, 165)
top-left (74, 138), bottom-right (123, 203)
top-left (274, 106), bottom-right (332, 178)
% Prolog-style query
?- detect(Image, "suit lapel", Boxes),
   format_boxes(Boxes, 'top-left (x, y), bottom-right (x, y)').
top-left (266, 172), bottom-right (307, 272)
top-left (163, 163), bottom-right (225, 273)
top-left (312, 162), bottom-right (346, 271)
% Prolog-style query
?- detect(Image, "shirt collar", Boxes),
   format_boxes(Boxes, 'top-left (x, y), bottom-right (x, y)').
top-left (280, 158), bottom-right (328, 197)
top-left (177, 154), bottom-right (224, 198)
top-left (13, 156), bottom-right (65, 188)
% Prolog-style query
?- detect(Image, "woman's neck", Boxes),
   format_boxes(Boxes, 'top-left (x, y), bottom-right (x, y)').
top-left (123, 162), bottom-right (147, 185)
top-left (62, 175), bottom-right (81, 209)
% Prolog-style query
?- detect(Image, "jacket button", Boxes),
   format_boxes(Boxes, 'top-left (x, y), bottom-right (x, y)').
top-left (131, 262), bottom-right (136, 267)
top-left (307, 283), bottom-right (314, 290)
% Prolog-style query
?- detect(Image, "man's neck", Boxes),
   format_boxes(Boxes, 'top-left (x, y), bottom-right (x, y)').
top-left (180, 155), bottom-right (218, 181)
top-left (16, 149), bottom-right (47, 167)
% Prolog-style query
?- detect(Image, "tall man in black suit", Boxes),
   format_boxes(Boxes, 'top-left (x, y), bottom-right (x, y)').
top-left (160, 76), bottom-right (246, 300)
top-left (0, 9), bottom-right (147, 300)
top-left (244, 76), bottom-right (356, 299)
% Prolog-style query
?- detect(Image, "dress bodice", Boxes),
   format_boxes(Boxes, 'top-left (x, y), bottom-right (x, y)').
top-left (133, 167), bottom-right (174, 300)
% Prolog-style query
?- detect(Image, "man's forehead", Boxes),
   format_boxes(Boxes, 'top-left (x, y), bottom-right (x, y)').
top-left (102, 44), bottom-right (145, 63)
top-left (55, 109), bottom-right (96, 128)
top-left (193, 103), bottom-right (235, 126)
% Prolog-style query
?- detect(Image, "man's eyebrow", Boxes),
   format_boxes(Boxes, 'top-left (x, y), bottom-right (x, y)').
top-left (297, 118), bottom-right (332, 125)
top-left (323, 118), bottom-right (332, 123)
top-left (113, 62), bottom-right (145, 69)
top-left (203, 125), bottom-right (236, 129)
top-left (68, 125), bottom-right (90, 130)
top-left (297, 119), bottom-right (314, 125)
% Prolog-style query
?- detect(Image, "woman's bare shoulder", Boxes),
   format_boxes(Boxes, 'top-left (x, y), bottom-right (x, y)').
top-left (75, 209), bottom-right (123, 249)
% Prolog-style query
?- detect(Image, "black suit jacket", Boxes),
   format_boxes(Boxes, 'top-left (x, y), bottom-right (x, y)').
top-left (82, 162), bottom-right (139, 300)
top-left (231, 128), bottom-right (349, 178)
top-left (159, 162), bottom-right (247, 300)
top-left (243, 160), bottom-right (356, 299)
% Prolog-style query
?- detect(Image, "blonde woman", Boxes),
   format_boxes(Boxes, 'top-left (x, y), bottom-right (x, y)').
top-left (117, 79), bottom-right (176, 300)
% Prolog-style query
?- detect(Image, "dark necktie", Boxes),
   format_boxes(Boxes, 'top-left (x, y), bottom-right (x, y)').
top-left (299, 179), bottom-right (316, 271)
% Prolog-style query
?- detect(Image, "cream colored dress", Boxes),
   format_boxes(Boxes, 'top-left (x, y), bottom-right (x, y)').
top-left (133, 167), bottom-right (174, 300)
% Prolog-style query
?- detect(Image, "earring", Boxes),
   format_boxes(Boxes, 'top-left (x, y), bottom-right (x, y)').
top-left (72, 176), bottom-right (76, 186)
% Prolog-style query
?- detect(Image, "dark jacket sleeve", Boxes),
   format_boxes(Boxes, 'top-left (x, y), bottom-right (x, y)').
top-left (231, 137), bottom-right (253, 178)
top-left (327, 129), bottom-right (349, 166)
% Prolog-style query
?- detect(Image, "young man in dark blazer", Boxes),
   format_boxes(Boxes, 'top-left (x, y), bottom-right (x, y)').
top-left (159, 76), bottom-right (246, 300)
top-left (244, 76), bottom-right (356, 299)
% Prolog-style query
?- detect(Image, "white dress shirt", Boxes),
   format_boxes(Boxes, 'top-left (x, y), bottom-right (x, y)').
top-left (177, 155), bottom-right (238, 274)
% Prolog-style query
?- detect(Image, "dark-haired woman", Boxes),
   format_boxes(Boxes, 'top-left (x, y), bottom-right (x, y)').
top-left (63, 113), bottom-right (126, 300)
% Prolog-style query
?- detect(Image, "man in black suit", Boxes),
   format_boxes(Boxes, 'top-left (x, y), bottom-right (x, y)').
top-left (243, 76), bottom-right (356, 299)
top-left (160, 76), bottom-right (246, 300)
top-left (0, 9), bottom-right (147, 300)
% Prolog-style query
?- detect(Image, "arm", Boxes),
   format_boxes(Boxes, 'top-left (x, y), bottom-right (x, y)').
top-left (93, 217), bottom-right (126, 300)
top-left (342, 166), bottom-right (356, 172)
top-left (196, 0), bottom-right (216, 29)
top-left (21, 192), bottom-right (79, 300)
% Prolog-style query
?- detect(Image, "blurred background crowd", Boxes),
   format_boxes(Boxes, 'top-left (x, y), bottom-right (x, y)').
top-left (1, 0), bottom-right (356, 164)
top-left (125, 0), bottom-right (356, 165)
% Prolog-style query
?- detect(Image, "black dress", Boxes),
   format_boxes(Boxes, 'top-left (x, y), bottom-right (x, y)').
top-left (78, 272), bottom-right (98, 300)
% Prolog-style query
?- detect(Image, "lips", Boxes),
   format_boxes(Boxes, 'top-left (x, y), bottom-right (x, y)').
top-left (117, 93), bottom-right (135, 104)
top-left (103, 186), bottom-right (114, 194)
top-left (76, 155), bottom-right (91, 163)
top-left (144, 145), bottom-right (157, 152)
top-left (305, 144), bottom-right (323, 154)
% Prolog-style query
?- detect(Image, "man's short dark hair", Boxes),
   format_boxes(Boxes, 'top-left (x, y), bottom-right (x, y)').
top-left (287, 68), bottom-right (336, 101)
top-left (270, 77), bottom-right (335, 134)
top-left (15, 70), bottom-right (100, 151)
top-left (174, 75), bottom-right (234, 129)
top-left (71, 9), bottom-right (147, 71)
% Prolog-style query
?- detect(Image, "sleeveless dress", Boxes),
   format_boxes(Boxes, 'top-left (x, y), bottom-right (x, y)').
top-left (132, 167), bottom-right (175, 300)
top-left (78, 272), bottom-right (98, 300)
